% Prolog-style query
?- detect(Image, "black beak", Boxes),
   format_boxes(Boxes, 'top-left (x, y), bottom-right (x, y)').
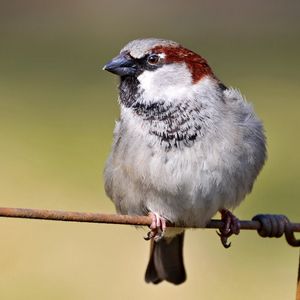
top-left (103, 53), bottom-right (137, 76)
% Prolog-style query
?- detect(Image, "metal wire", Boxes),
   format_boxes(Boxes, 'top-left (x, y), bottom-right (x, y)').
top-left (0, 207), bottom-right (299, 246)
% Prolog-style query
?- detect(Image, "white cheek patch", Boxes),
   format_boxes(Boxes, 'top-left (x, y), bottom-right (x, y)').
top-left (137, 63), bottom-right (193, 102)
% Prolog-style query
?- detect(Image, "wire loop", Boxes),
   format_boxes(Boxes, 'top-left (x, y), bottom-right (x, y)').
top-left (252, 214), bottom-right (300, 247)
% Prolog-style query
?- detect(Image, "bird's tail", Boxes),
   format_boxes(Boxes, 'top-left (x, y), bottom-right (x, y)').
top-left (145, 232), bottom-right (186, 285)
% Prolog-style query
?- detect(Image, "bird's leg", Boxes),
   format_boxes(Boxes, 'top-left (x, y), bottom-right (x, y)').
top-left (217, 209), bottom-right (241, 248)
top-left (144, 212), bottom-right (167, 242)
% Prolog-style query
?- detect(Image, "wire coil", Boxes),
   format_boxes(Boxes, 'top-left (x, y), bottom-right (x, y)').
top-left (252, 214), bottom-right (300, 247)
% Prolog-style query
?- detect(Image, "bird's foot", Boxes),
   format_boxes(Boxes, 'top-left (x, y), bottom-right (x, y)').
top-left (217, 209), bottom-right (241, 248)
top-left (144, 212), bottom-right (167, 242)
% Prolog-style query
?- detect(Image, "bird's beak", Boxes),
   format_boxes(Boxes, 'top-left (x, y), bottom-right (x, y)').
top-left (103, 53), bottom-right (137, 76)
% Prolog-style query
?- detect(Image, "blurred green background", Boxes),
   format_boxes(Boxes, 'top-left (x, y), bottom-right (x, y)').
top-left (0, 1), bottom-right (299, 299)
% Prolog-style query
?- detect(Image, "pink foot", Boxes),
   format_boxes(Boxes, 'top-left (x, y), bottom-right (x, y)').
top-left (144, 212), bottom-right (167, 242)
top-left (217, 209), bottom-right (241, 248)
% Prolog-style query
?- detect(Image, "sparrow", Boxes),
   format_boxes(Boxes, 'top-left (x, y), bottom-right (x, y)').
top-left (103, 38), bottom-right (266, 285)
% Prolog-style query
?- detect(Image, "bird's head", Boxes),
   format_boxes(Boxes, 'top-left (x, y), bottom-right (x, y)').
top-left (103, 38), bottom-right (219, 105)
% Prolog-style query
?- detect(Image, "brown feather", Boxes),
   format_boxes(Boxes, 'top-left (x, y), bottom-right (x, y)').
top-left (153, 45), bottom-right (214, 83)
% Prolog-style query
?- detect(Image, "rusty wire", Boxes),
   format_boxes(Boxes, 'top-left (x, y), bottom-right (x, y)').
top-left (0, 207), bottom-right (299, 246)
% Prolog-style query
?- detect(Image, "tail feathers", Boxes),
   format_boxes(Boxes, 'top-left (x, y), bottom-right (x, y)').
top-left (145, 232), bottom-right (186, 285)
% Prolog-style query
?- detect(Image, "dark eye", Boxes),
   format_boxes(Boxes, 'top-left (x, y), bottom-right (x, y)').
top-left (147, 54), bottom-right (160, 65)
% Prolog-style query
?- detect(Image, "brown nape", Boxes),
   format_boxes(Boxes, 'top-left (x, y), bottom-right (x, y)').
top-left (153, 45), bottom-right (214, 83)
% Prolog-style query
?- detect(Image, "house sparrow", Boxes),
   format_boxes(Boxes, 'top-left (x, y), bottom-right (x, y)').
top-left (103, 38), bottom-right (266, 285)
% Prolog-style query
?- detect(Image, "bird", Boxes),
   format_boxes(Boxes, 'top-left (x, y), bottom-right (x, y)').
top-left (103, 38), bottom-right (266, 285)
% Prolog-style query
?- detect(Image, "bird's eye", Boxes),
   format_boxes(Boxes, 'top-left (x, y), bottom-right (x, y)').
top-left (147, 54), bottom-right (160, 65)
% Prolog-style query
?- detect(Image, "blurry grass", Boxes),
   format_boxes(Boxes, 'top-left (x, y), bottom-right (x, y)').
top-left (0, 28), bottom-right (299, 300)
